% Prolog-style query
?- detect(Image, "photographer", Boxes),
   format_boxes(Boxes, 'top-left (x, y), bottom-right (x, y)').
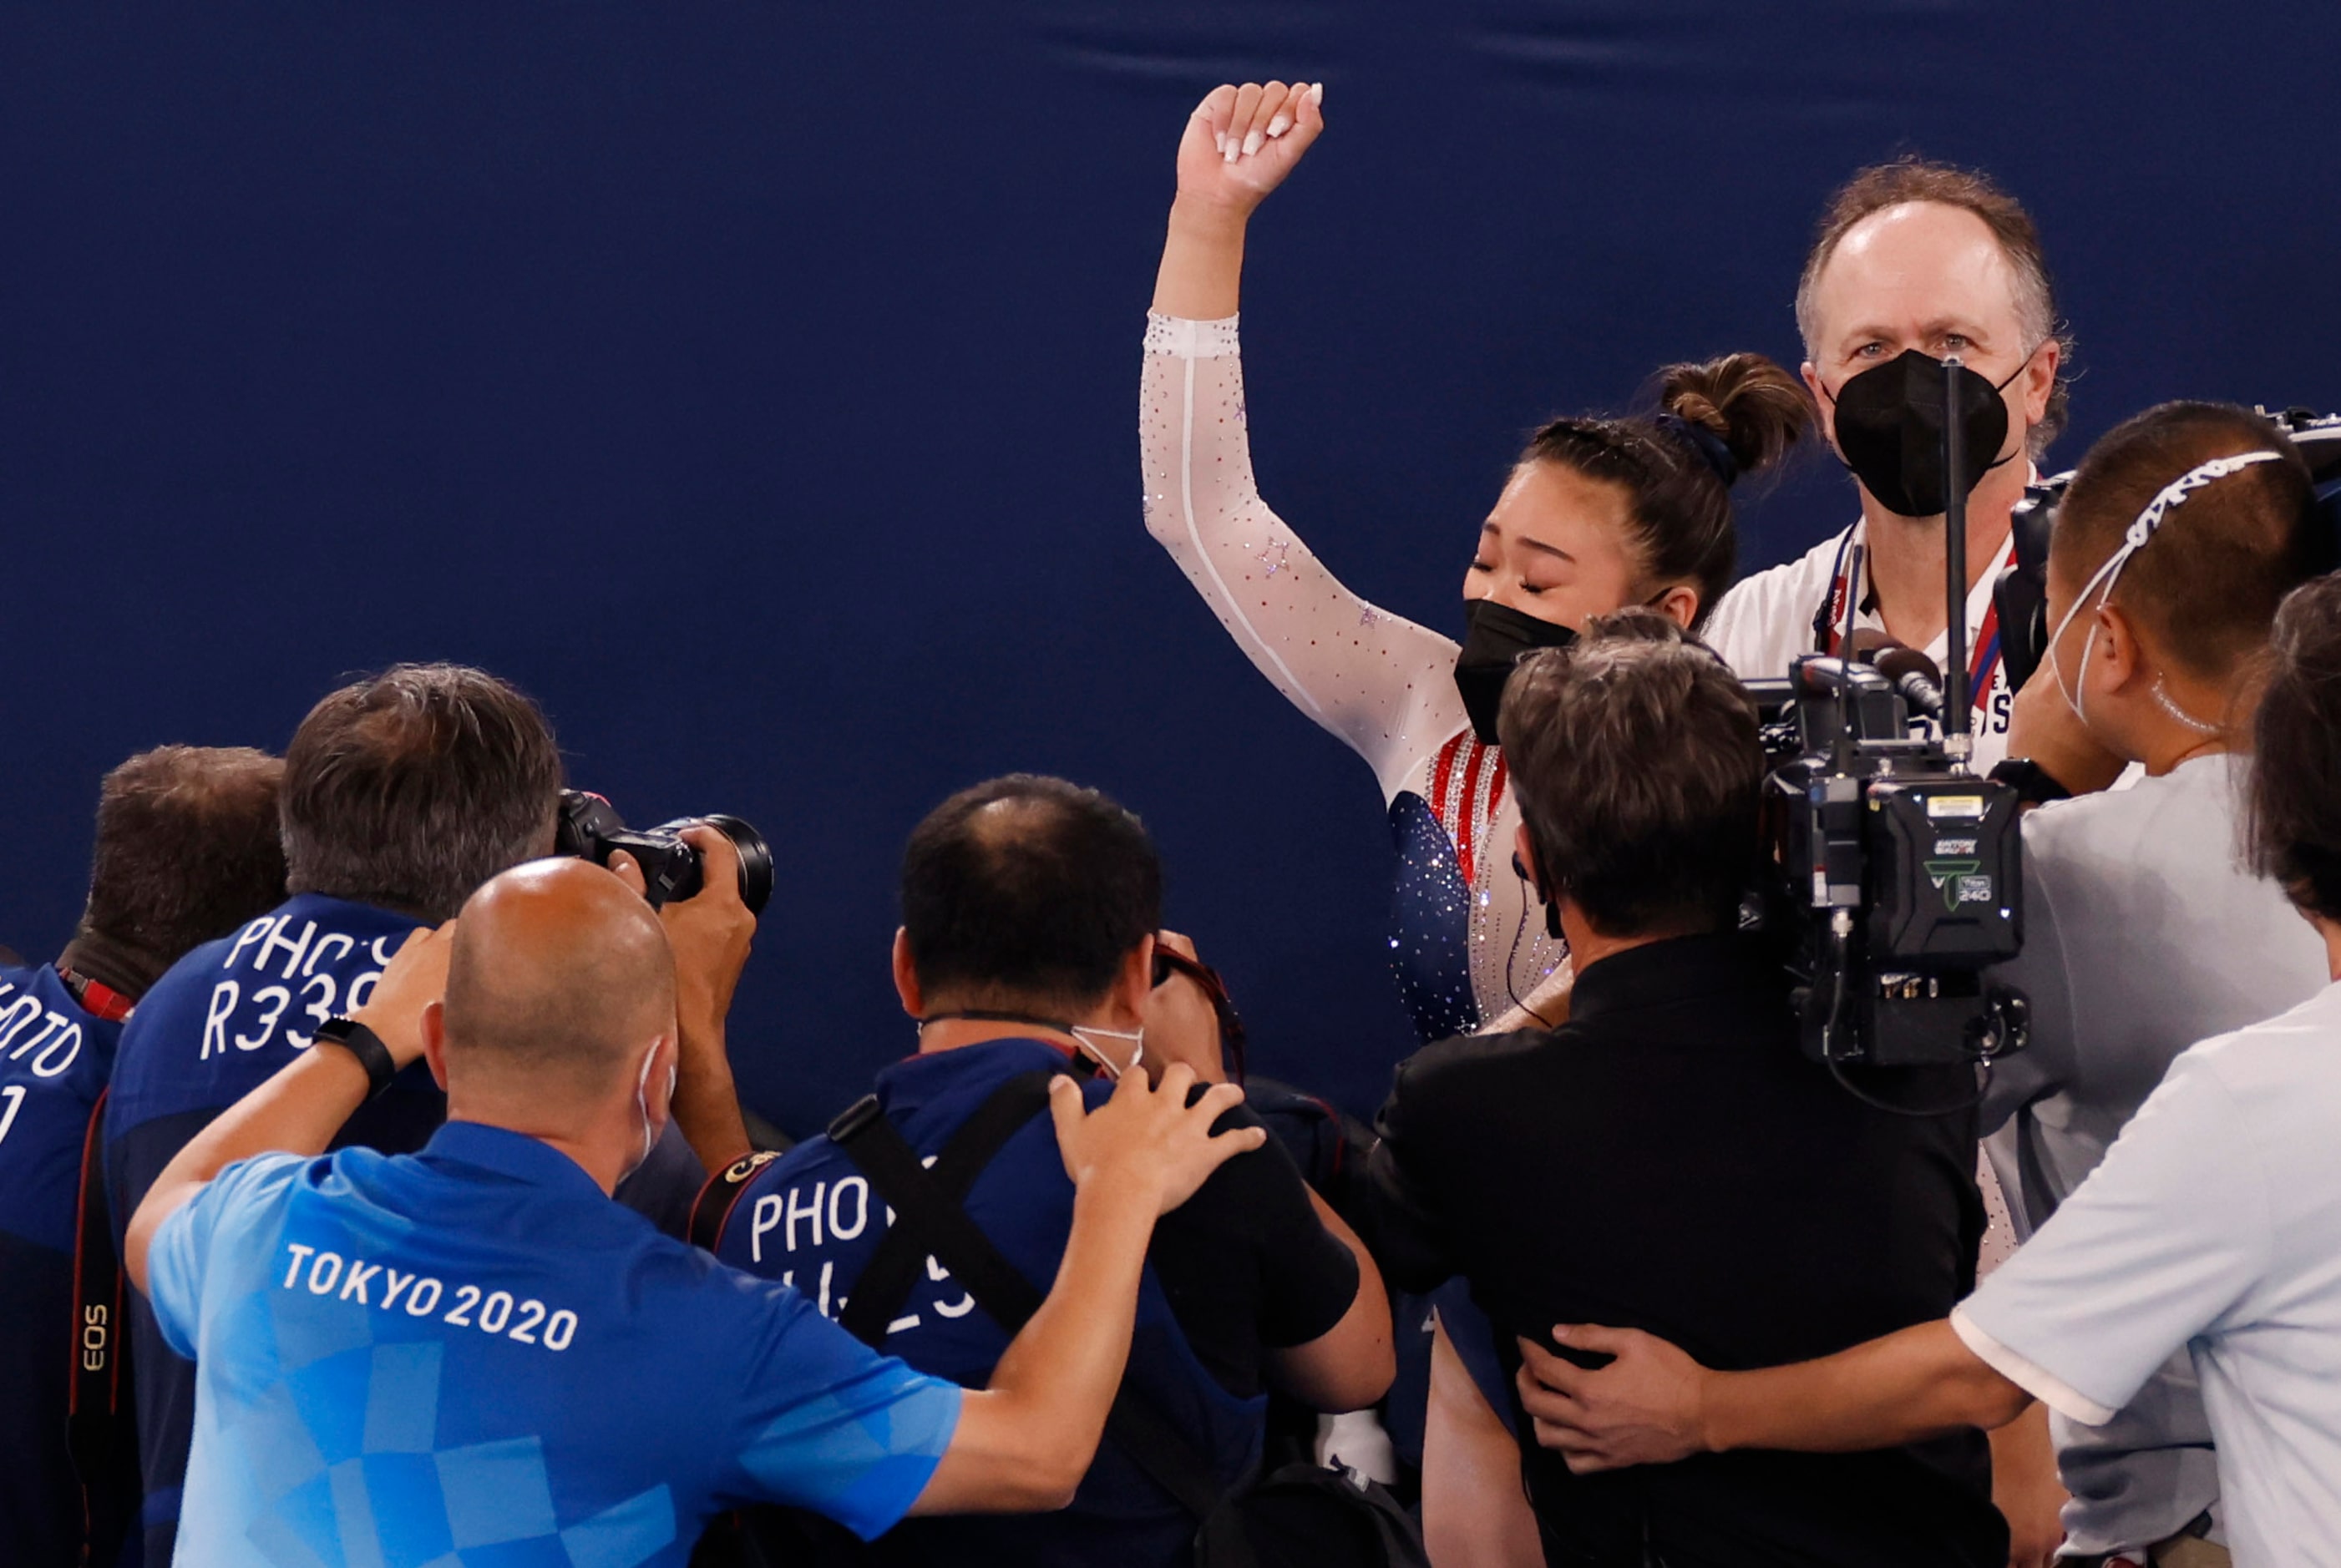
top-left (1513, 573), bottom-right (2341, 1568)
top-left (1974, 403), bottom-right (2333, 1565)
top-left (121, 847), bottom-right (1268, 1563)
top-left (1366, 612), bottom-right (2004, 1565)
top-left (100, 663), bottom-right (701, 1564)
top-left (0, 745), bottom-right (286, 1568)
top-left (696, 775), bottom-right (1395, 1566)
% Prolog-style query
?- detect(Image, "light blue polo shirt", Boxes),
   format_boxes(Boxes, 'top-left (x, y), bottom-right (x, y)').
top-left (146, 1120), bottom-right (960, 1566)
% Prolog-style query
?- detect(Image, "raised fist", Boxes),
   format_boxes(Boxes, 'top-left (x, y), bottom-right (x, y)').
top-left (1176, 80), bottom-right (1326, 219)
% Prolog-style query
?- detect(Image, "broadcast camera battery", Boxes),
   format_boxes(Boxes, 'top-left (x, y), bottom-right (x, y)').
top-left (1863, 777), bottom-right (2024, 965)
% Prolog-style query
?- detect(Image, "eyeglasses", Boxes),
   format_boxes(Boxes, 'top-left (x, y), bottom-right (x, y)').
top-left (1151, 943), bottom-right (1249, 1085)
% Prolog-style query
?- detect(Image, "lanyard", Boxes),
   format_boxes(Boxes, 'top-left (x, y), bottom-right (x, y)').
top-left (1816, 529), bottom-right (2019, 713)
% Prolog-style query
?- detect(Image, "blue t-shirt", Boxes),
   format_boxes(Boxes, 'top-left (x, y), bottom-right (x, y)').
top-left (0, 963), bottom-right (129, 1568)
top-left (146, 1121), bottom-right (960, 1566)
top-left (104, 893), bottom-right (707, 1557)
top-left (716, 1039), bottom-right (1294, 1568)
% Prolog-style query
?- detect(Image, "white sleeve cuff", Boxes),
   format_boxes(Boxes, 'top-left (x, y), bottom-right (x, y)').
top-left (1144, 311), bottom-right (1240, 359)
top-left (1949, 1304), bottom-right (2120, 1427)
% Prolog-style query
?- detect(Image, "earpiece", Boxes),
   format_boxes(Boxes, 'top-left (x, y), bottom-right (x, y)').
top-left (1515, 847), bottom-right (1565, 940)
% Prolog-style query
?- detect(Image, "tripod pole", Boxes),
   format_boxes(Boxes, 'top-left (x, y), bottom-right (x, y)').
top-left (1943, 355), bottom-right (1973, 769)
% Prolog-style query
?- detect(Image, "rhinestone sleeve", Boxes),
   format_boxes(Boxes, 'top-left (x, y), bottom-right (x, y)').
top-left (1138, 312), bottom-right (1465, 801)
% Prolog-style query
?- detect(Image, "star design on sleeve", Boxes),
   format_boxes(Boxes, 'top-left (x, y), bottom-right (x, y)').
top-left (1257, 538), bottom-right (1292, 576)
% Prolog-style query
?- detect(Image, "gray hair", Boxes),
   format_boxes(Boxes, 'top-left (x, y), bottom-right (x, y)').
top-left (281, 663), bottom-right (562, 921)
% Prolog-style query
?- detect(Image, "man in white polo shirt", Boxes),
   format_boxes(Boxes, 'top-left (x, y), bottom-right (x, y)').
top-left (1977, 402), bottom-right (2333, 1565)
top-left (1507, 571), bottom-right (2341, 1568)
top-left (1704, 157), bottom-right (2071, 775)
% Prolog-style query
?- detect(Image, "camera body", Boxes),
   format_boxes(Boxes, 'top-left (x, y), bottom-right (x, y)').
top-left (1747, 658), bottom-right (2029, 1069)
top-left (554, 789), bottom-right (775, 913)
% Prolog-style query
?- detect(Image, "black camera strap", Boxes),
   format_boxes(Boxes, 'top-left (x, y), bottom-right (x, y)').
top-left (68, 1087), bottom-right (137, 1560)
top-left (689, 1150), bottom-right (784, 1254)
top-left (827, 1078), bottom-right (1245, 1542)
top-left (831, 1070), bottom-right (1061, 1348)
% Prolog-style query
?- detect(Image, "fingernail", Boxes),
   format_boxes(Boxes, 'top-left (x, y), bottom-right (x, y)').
top-left (1223, 138), bottom-right (1238, 164)
top-left (1266, 114), bottom-right (1290, 138)
top-left (1242, 129), bottom-right (1264, 156)
top-left (1307, 83), bottom-right (1324, 106)
top-left (1214, 131), bottom-right (1226, 154)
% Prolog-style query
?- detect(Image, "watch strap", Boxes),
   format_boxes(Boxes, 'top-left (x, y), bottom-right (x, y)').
top-left (1989, 756), bottom-right (2074, 807)
top-left (312, 1016), bottom-right (397, 1100)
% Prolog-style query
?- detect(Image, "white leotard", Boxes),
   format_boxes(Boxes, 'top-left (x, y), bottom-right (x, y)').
top-left (1140, 311), bottom-right (1565, 1031)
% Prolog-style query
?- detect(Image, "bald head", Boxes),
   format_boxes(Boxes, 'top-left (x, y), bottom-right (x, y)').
top-left (442, 858), bottom-right (676, 1100)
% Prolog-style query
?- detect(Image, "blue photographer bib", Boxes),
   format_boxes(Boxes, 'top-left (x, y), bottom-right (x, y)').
top-left (717, 1039), bottom-right (1266, 1568)
top-left (0, 963), bottom-right (127, 1568)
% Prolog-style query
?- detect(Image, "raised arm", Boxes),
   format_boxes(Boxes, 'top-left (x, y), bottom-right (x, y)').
top-left (908, 1065), bottom-right (1267, 1514)
top-left (1144, 82), bottom-right (1463, 798)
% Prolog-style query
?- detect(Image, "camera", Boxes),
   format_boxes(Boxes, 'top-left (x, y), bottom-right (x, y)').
top-left (1746, 351), bottom-right (2034, 1083)
top-left (1745, 659), bottom-right (2029, 1072)
top-left (1994, 406), bottom-right (2341, 693)
top-left (555, 789), bottom-right (775, 913)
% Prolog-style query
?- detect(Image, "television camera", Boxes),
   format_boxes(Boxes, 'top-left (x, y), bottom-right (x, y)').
top-left (1747, 356), bottom-right (2030, 1090)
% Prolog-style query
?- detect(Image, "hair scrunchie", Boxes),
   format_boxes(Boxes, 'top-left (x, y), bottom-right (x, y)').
top-left (1652, 412), bottom-right (1740, 488)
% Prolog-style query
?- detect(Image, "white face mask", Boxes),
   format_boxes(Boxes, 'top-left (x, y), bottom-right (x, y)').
top-left (2046, 450), bottom-right (2283, 730)
top-left (1068, 1023), bottom-right (1145, 1082)
top-left (631, 1042), bottom-right (672, 1174)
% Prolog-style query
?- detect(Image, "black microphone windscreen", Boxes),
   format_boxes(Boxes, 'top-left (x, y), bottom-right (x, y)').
top-left (1873, 644), bottom-right (1943, 689)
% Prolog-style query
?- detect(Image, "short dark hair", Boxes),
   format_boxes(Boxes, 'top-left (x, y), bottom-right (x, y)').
top-left (1498, 609), bottom-right (1764, 936)
top-left (2055, 402), bottom-right (2324, 682)
top-left (282, 664), bottom-right (562, 922)
top-left (1797, 156), bottom-right (2072, 452)
top-left (899, 775), bottom-right (1162, 1017)
top-left (2247, 574), bottom-right (2341, 926)
top-left (77, 746), bottom-right (288, 980)
top-left (1523, 353), bottom-right (1812, 629)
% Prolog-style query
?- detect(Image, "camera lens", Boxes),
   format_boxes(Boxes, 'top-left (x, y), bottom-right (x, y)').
top-left (702, 814), bottom-right (773, 914)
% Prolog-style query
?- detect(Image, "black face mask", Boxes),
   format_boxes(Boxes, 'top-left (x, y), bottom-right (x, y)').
top-left (1822, 347), bottom-right (2024, 518)
top-left (1455, 599), bottom-right (1577, 745)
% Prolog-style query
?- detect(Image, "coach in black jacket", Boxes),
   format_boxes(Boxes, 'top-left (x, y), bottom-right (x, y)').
top-left (1367, 611), bottom-right (2004, 1567)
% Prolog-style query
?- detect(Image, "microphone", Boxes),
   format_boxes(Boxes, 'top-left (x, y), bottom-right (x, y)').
top-left (1848, 630), bottom-right (1947, 721)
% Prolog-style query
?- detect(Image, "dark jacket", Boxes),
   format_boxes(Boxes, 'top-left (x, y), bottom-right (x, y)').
top-left (1368, 932), bottom-right (2004, 1568)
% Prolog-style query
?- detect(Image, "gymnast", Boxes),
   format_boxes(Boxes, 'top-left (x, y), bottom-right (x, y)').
top-left (1140, 79), bottom-right (1812, 1044)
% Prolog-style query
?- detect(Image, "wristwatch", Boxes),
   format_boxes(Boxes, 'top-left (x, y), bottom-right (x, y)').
top-left (1988, 756), bottom-right (2073, 807)
top-left (312, 1015), bottom-right (398, 1100)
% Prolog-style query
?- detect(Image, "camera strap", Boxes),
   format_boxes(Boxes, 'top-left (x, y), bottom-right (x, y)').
top-left (827, 1076), bottom-right (1248, 1547)
top-left (688, 1149), bottom-right (785, 1253)
top-left (68, 1087), bottom-right (137, 1560)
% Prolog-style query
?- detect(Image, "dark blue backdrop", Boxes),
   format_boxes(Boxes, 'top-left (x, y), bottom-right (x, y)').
top-left (6, 3), bottom-right (2338, 1135)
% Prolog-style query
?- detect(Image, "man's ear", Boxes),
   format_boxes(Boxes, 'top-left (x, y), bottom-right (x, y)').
top-left (2019, 339), bottom-right (2060, 432)
top-left (421, 999), bottom-right (450, 1092)
top-left (1112, 934), bottom-right (1158, 1030)
top-left (646, 1034), bottom-right (679, 1136)
top-left (891, 928), bottom-right (924, 1019)
top-left (2093, 600), bottom-right (2146, 694)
